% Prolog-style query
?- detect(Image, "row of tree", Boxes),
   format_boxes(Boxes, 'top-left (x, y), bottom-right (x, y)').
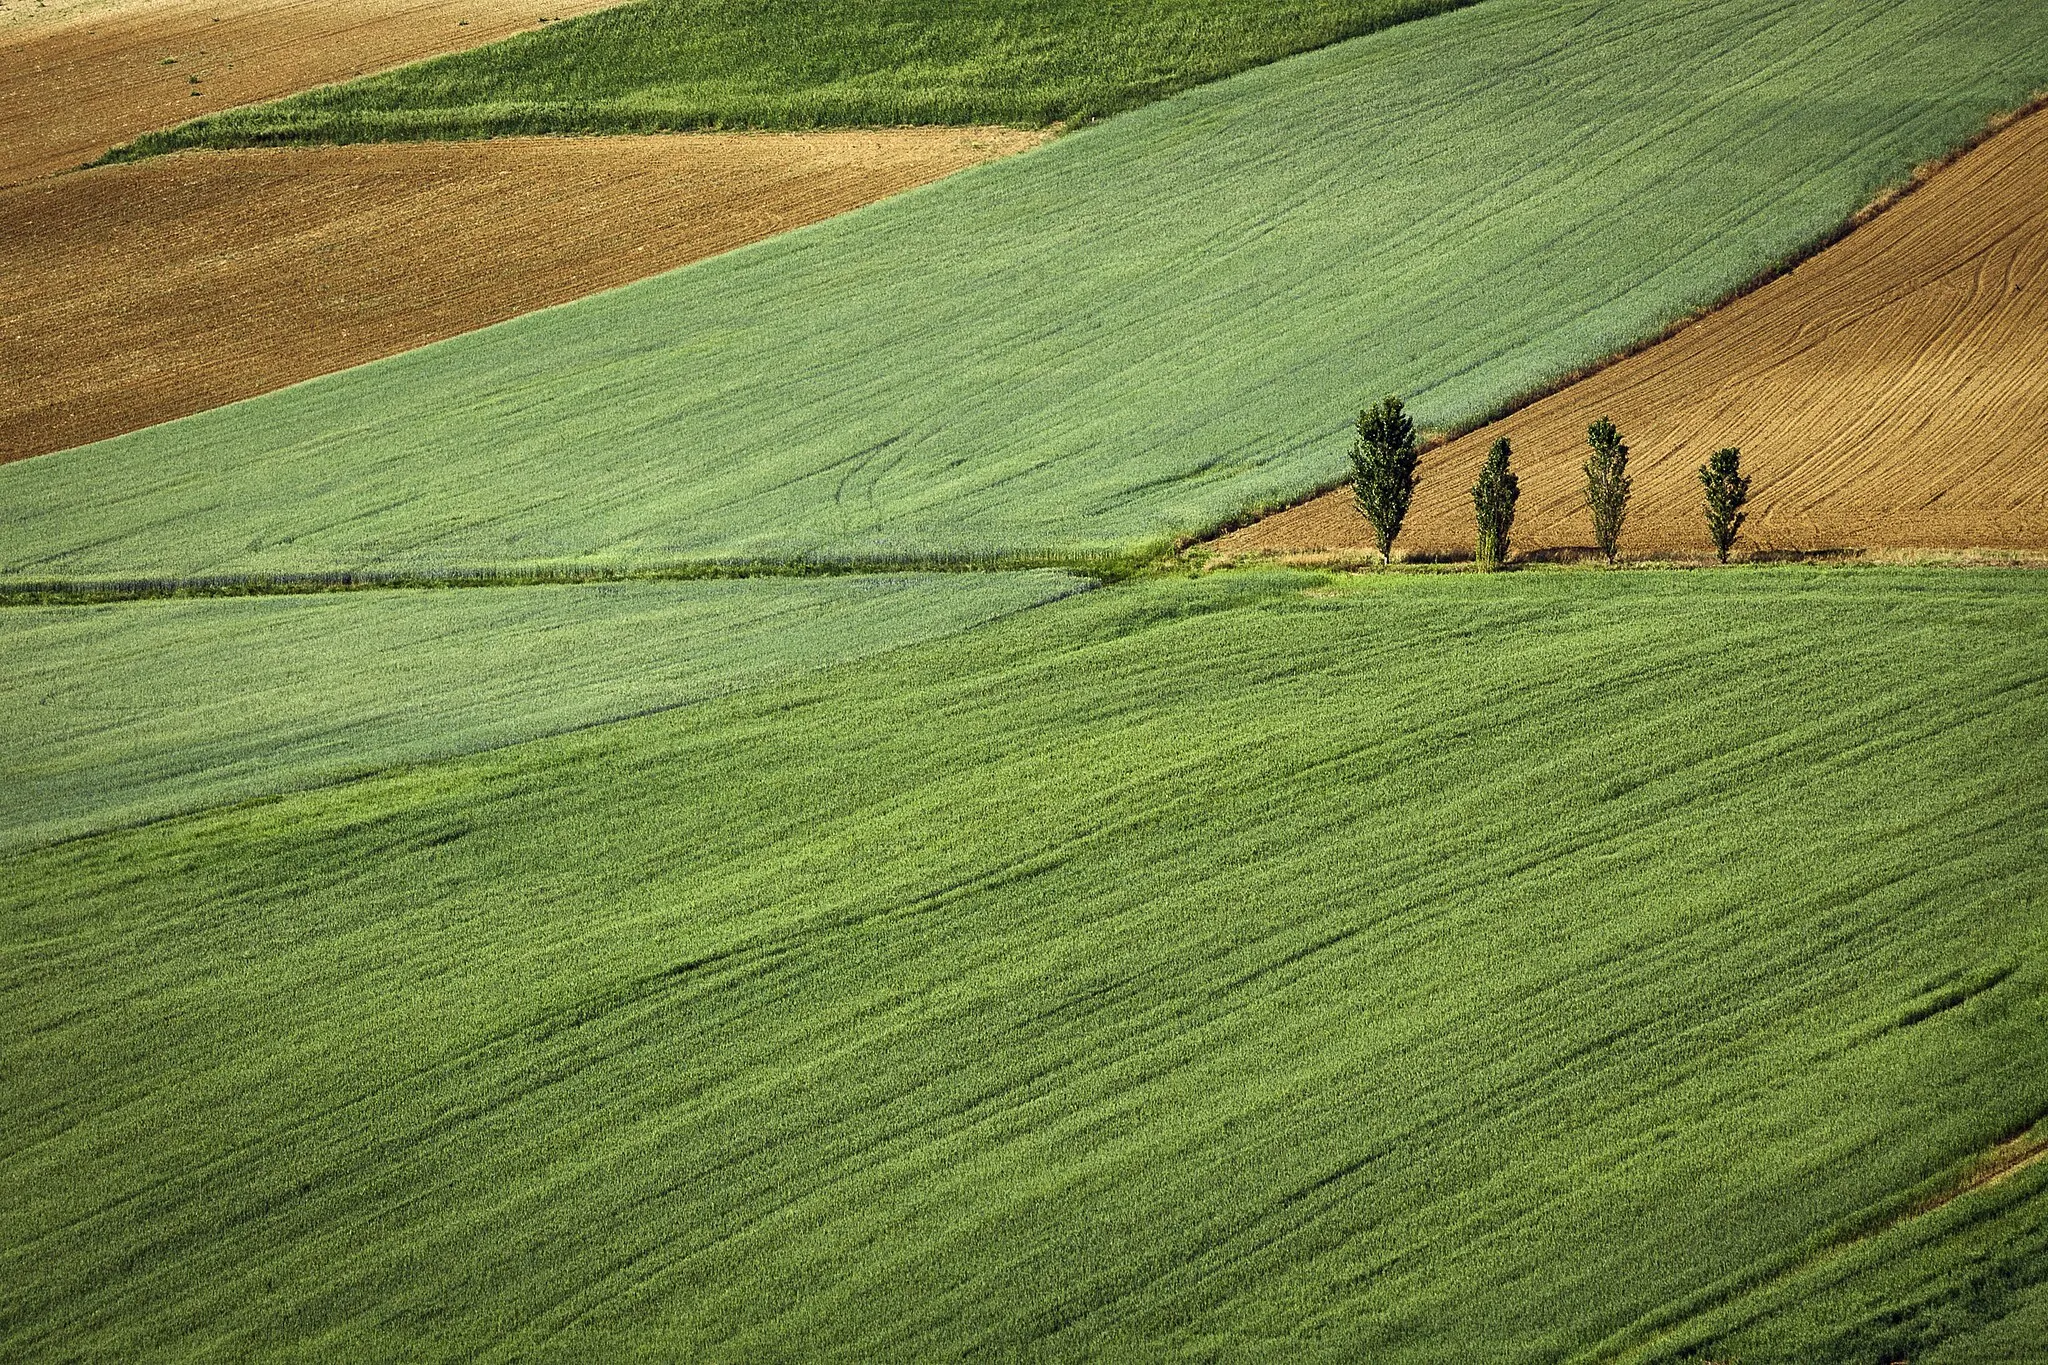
top-left (1347, 397), bottom-right (1752, 568)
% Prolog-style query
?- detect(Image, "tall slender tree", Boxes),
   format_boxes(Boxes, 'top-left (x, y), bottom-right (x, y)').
top-left (1582, 417), bottom-right (1631, 563)
top-left (1471, 436), bottom-right (1519, 570)
top-left (1350, 396), bottom-right (1420, 563)
top-left (1699, 446), bottom-right (1751, 563)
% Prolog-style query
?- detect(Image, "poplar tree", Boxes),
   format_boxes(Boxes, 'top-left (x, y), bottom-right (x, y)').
top-left (1700, 446), bottom-right (1751, 563)
top-left (1350, 395), bottom-right (1420, 563)
top-left (1583, 417), bottom-right (1631, 563)
top-left (1471, 436), bottom-right (1519, 570)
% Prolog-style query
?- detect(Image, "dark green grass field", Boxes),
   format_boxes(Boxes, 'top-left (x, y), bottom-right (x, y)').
top-left (113, 0), bottom-right (1475, 155)
top-left (0, 572), bottom-right (1082, 851)
top-left (13, 0), bottom-right (2048, 585)
top-left (6, 567), bottom-right (2045, 1358)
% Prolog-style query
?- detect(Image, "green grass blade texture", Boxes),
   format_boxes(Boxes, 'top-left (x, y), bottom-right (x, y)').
top-left (0, 572), bottom-right (1084, 851)
top-left (7, 0), bottom-right (2048, 583)
top-left (6, 569), bottom-right (2047, 1357)
top-left (114, 0), bottom-right (1480, 152)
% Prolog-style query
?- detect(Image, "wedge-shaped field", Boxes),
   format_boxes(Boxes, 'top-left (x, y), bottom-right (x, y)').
top-left (5, 568), bottom-right (2045, 1357)
top-left (0, 0), bottom-right (626, 187)
top-left (1220, 106), bottom-right (2048, 559)
top-left (0, 129), bottom-right (1043, 463)
top-left (115, 0), bottom-right (1474, 154)
top-left (0, 571), bottom-right (1083, 851)
top-left (9, 0), bottom-right (2048, 584)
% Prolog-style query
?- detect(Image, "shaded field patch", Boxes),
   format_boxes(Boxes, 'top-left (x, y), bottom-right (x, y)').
top-left (0, 569), bottom-right (1084, 849)
top-left (110, 0), bottom-right (1476, 154)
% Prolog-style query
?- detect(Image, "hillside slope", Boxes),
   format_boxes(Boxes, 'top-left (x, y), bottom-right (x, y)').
top-left (6, 569), bottom-right (2045, 1357)
top-left (1220, 105), bottom-right (2048, 559)
top-left (8, 0), bottom-right (2048, 583)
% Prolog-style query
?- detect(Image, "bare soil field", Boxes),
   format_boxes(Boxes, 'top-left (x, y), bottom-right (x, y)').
top-left (0, 0), bottom-right (624, 186)
top-left (0, 129), bottom-right (1042, 463)
top-left (1220, 108), bottom-right (2048, 560)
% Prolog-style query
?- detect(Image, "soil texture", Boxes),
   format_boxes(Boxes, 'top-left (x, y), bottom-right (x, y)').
top-left (0, 129), bottom-right (1044, 462)
top-left (0, 0), bottom-right (625, 186)
top-left (1219, 109), bottom-right (2048, 559)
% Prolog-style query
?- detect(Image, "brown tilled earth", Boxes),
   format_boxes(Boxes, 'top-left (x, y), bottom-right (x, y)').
top-left (0, 129), bottom-right (1045, 462)
top-left (0, 0), bottom-right (625, 187)
top-left (1220, 108), bottom-right (2048, 560)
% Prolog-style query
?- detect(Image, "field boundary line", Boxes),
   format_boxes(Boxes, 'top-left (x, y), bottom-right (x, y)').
top-left (14, 546), bottom-right (2048, 608)
top-left (0, 549), bottom-right (1163, 607)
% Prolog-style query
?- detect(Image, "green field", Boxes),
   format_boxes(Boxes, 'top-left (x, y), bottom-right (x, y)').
top-left (5, 567), bottom-right (2045, 1358)
top-left (110, 0), bottom-right (1475, 155)
top-left (12, 0), bottom-right (2048, 586)
top-left (0, 572), bottom-right (1083, 851)
top-left (10, 0), bottom-right (2047, 1351)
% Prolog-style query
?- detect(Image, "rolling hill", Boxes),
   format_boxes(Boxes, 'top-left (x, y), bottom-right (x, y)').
top-left (5, 568), bottom-right (2044, 1357)
top-left (8, 0), bottom-right (2048, 584)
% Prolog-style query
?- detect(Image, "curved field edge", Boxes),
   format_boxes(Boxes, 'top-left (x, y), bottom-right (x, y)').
top-left (8, 0), bottom-right (2048, 584)
top-left (0, 570), bottom-right (1088, 852)
top-left (100, 0), bottom-right (1482, 160)
top-left (4, 567), bottom-right (2045, 1357)
top-left (1211, 101), bottom-right (2048, 560)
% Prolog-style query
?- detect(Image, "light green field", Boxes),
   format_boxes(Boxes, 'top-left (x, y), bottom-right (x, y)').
top-left (0, 572), bottom-right (1083, 851)
top-left (11, 0), bottom-right (2048, 584)
top-left (111, 0), bottom-right (1474, 155)
top-left (6, 568), bottom-right (2044, 1359)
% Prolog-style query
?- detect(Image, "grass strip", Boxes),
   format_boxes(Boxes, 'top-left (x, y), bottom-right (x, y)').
top-left (0, 546), bottom-right (1160, 607)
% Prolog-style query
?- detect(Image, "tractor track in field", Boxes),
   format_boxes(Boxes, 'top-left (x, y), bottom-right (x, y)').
top-left (1217, 103), bottom-right (2048, 560)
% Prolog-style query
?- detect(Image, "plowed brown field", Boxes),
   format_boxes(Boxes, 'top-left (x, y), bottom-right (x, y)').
top-left (1220, 108), bottom-right (2048, 560)
top-left (0, 129), bottom-right (1044, 462)
top-left (0, 0), bottom-right (624, 186)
